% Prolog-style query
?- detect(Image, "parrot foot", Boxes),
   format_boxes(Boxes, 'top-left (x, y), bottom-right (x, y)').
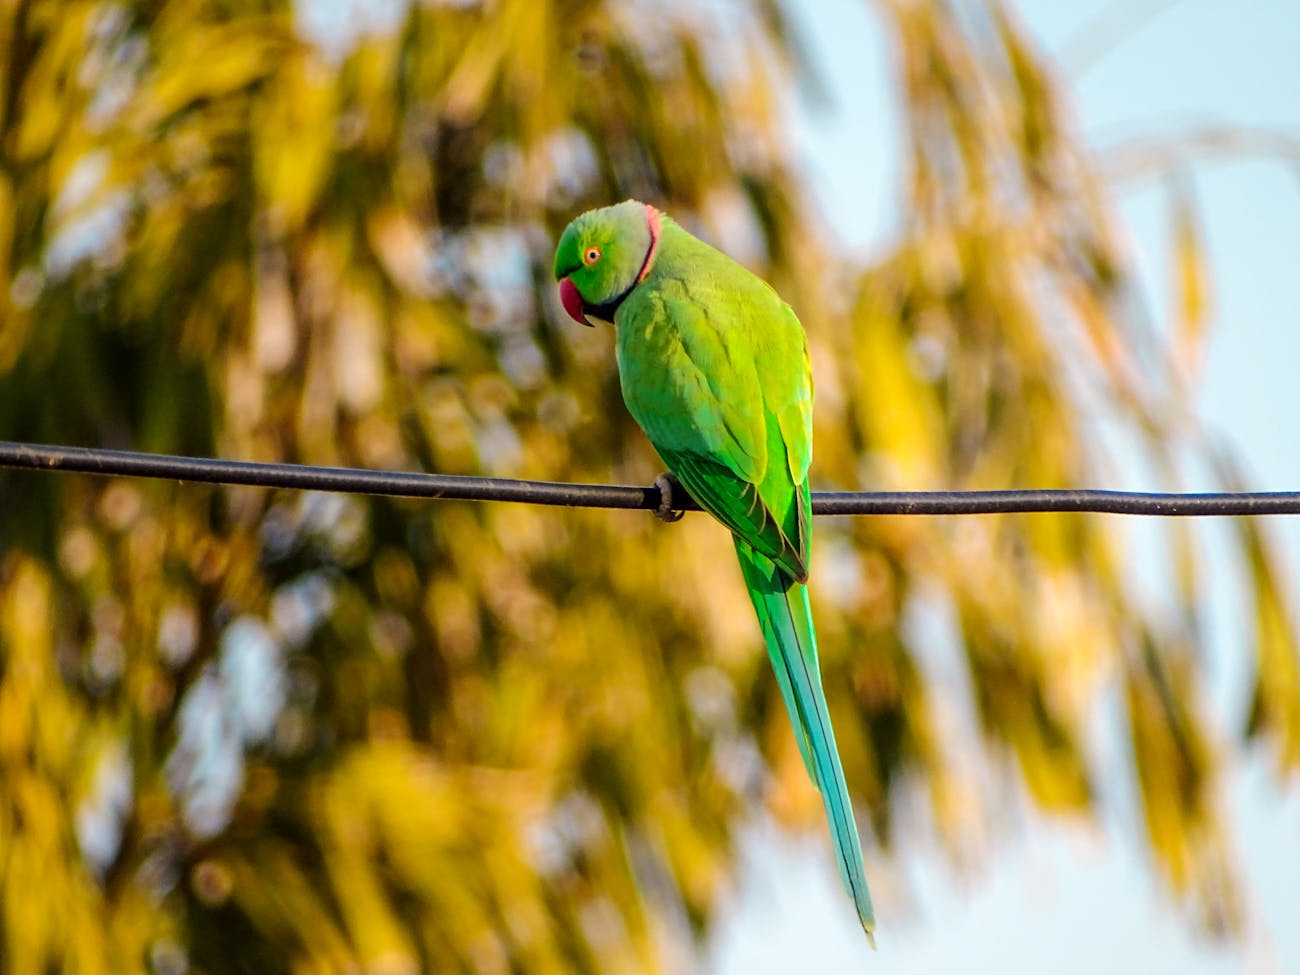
top-left (653, 472), bottom-right (686, 523)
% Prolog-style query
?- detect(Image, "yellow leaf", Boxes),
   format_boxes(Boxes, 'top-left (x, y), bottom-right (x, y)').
top-left (1172, 185), bottom-right (1212, 380)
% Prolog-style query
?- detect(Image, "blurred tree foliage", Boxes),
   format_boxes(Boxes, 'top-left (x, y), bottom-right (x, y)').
top-left (0, 0), bottom-right (1296, 971)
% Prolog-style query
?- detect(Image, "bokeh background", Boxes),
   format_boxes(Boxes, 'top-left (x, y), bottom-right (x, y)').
top-left (0, 1), bottom-right (1297, 973)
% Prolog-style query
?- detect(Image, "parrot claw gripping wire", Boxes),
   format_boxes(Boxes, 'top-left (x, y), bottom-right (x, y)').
top-left (653, 472), bottom-right (686, 523)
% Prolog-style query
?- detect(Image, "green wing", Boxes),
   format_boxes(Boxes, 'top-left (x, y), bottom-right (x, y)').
top-left (618, 268), bottom-right (814, 579)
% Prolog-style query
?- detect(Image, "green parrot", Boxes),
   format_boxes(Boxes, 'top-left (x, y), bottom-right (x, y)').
top-left (553, 199), bottom-right (876, 945)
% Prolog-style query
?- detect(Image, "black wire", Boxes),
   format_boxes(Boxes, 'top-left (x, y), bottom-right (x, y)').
top-left (0, 440), bottom-right (672, 510)
top-left (3, 440), bottom-right (1299, 516)
top-left (813, 490), bottom-right (1300, 516)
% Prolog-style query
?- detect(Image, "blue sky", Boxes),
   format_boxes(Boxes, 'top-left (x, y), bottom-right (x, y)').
top-left (711, 1), bottom-right (1300, 972)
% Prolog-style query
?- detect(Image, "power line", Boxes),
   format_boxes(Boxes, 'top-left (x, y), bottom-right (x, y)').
top-left (3, 440), bottom-right (1299, 517)
top-left (0, 440), bottom-right (664, 509)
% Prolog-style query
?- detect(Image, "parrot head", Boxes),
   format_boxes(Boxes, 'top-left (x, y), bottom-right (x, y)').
top-left (553, 199), bottom-right (661, 327)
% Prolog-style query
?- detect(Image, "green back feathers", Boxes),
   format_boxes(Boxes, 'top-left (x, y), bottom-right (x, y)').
top-left (626, 214), bottom-right (812, 580)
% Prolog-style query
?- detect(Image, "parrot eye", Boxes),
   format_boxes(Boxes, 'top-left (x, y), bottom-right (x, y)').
top-left (583, 246), bottom-right (601, 265)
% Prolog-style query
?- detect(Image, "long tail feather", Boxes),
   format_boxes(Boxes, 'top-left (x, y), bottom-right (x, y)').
top-left (735, 538), bottom-right (877, 945)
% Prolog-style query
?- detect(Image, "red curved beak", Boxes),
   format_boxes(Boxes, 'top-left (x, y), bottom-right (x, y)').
top-left (558, 277), bottom-right (592, 327)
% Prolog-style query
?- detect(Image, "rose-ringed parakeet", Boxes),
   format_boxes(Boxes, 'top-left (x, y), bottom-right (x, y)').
top-left (553, 199), bottom-right (876, 945)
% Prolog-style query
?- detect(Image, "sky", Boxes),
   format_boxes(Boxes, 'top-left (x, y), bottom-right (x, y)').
top-left (710, 1), bottom-right (1300, 973)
